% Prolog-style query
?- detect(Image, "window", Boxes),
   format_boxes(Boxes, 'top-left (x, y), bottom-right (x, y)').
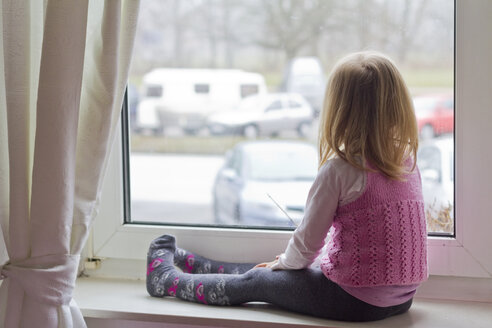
top-left (264, 100), bottom-right (283, 112)
top-left (288, 100), bottom-right (302, 108)
top-left (127, 0), bottom-right (454, 235)
top-left (240, 84), bottom-right (259, 98)
top-left (194, 84), bottom-right (210, 94)
top-left (92, 1), bottom-right (492, 284)
top-left (145, 84), bottom-right (163, 98)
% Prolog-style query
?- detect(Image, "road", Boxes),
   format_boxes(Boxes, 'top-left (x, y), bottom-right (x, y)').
top-left (130, 153), bottom-right (224, 224)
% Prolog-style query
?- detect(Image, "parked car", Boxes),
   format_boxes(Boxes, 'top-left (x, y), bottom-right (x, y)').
top-left (414, 94), bottom-right (454, 139)
top-left (213, 141), bottom-right (318, 227)
top-left (417, 136), bottom-right (454, 233)
top-left (135, 68), bottom-right (267, 135)
top-left (207, 93), bottom-right (314, 138)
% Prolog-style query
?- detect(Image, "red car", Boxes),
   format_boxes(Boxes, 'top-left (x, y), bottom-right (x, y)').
top-left (413, 94), bottom-right (454, 139)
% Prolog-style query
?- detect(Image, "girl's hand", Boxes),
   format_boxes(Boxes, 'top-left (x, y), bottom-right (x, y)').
top-left (254, 255), bottom-right (280, 269)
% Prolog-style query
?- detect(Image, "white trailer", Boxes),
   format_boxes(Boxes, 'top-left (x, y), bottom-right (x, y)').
top-left (136, 68), bottom-right (267, 134)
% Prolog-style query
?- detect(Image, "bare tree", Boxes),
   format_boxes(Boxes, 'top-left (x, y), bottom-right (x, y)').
top-left (354, 0), bottom-right (373, 49)
top-left (171, 0), bottom-right (186, 67)
top-left (250, 0), bottom-right (336, 61)
top-left (221, 0), bottom-right (236, 67)
top-left (130, 0), bottom-right (451, 77)
top-left (396, 0), bottom-right (429, 63)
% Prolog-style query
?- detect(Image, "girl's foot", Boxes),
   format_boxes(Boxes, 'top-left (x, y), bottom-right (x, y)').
top-left (174, 247), bottom-right (255, 274)
top-left (146, 235), bottom-right (179, 297)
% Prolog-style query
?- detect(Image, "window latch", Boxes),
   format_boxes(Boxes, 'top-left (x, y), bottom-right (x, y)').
top-left (84, 257), bottom-right (103, 270)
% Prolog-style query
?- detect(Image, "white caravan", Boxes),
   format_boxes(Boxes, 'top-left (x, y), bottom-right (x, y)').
top-left (136, 69), bottom-right (267, 134)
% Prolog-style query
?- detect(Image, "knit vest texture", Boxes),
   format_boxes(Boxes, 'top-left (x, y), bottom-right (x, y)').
top-left (320, 163), bottom-right (428, 287)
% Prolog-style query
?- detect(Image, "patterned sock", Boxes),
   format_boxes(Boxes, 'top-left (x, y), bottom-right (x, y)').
top-left (147, 235), bottom-right (247, 305)
top-left (146, 235), bottom-right (181, 297)
top-left (147, 235), bottom-right (236, 304)
top-left (147, 234), bottom-right (260, 304)
top-left (174, 247), bottom-right (255, 274)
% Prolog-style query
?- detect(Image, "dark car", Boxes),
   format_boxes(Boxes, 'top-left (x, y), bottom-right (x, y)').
top-left (213, 140), bottom-right (318, 227)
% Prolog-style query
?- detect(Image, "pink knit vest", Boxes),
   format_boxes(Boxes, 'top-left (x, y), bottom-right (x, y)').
top-left (320, 163), bottom-right (428, 287)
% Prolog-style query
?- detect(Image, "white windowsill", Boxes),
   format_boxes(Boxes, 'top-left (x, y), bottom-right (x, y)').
top-left (74, 276), bottom-right (492, 328)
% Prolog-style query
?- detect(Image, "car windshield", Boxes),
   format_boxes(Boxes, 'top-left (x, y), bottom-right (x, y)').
top-left (413, 97), bottom-right (438, 116)
top-left (243, 144), bottom-right (318, 181)
top-left (291, 75), bottom-right (323, 88)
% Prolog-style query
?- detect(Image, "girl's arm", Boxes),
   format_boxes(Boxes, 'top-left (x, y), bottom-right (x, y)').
top-left (271, 161), bottom-right (341, 270)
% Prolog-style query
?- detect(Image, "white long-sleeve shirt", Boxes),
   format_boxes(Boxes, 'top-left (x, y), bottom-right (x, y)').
top-left (273, 157), bottom-right (365, 270)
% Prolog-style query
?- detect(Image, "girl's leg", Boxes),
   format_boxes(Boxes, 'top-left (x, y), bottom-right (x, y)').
top-left (174, 246), bottom-right (255, 274)
top-left (147, 235), bottom-right (412, 322)
top-left (147, 235), bottom-right (256, 305)
top-left (244, 269), bottom-right (413, 322)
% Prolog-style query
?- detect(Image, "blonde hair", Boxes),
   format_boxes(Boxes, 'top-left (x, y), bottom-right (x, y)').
top-left (318, 51), bottom-right (418, 180)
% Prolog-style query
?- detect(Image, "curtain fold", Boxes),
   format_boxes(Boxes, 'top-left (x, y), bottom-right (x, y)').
top-left (0, 1), bottom-right (140, 327)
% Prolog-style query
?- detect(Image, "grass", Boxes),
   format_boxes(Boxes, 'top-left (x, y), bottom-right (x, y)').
top-left (261, 69), bottom-right (454, 93)
top-left (401, 69), bottom-right (454, 89)
top-left (130, 133), bottom-right (314, 155)
top-left (131, 134), bottom-right (247, 155)
top-left (426, 201), bottom-right (454, 234)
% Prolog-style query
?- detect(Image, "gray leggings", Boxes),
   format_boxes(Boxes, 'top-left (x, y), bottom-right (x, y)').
top-left (146, 235), bottom-right (412, 322)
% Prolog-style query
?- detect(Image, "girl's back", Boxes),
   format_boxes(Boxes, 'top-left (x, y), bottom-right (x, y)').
top-left (321, 159), bottom-right (427, 287)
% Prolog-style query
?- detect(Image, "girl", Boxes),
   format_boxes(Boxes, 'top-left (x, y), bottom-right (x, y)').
top-left (146, 51), bottom-right (428, 322)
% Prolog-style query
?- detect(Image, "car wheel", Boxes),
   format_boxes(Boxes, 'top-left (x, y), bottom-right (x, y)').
top-left (213, 198), bottom-right (222, 224)
top-left (421, 124), bottom-right (435, 140)
top-left (132, 126), bottom-right (142, 135)
top-left (297, 121), bottom-right (311, 138)
top-left (243, 124), bottom-right (259, 139)
top-left (233, 203), bottom-right (242, 223)
top-left (182, 128), bottom-right (197, 135)
top-left (152, 125), bottom-right (164, 136)
top-left (196, 126), bottom-right (211, 137)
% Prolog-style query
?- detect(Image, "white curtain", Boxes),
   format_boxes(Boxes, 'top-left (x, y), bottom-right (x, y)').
top-left (0, 1), bottom-right (139, 327)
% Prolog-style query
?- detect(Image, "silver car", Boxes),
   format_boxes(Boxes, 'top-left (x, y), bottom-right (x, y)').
top-left (213, 140), bottom-right (318, 227)
top-left (207, 93), bottom-right (314, 138)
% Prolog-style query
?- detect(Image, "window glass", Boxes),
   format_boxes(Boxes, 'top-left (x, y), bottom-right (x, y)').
top-left (240, 84), bottom-right (259, 98)
top-left (288, 100), bottom-right (302, 108)
top-left (244, 144), bottom-right (317, 181)
top-left (126, 0), bottom-right (454, 234)
top-left (265, 100), bottom-right (283, 111)
top-left (145, 84), bottom-right (163, 98)
top-left (194, 84), bottom-right (210, 94)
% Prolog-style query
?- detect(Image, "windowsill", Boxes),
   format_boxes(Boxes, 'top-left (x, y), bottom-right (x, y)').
top-left (74, 276), bottom-right (492, 328)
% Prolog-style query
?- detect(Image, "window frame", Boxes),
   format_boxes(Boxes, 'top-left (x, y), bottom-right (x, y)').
top-left (91, 1), bottom-right (492, 285)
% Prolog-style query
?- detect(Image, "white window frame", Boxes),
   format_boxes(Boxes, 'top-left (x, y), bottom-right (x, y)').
top-left (90, 1), bottom-right (492, 287)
